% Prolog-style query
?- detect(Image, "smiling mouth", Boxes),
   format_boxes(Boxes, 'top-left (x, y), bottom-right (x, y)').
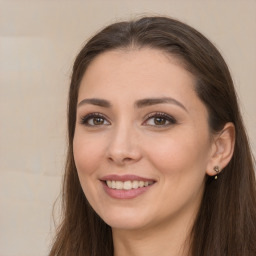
top-left (105, 180), bottom-right (154, 190)
top-left (100, 175), bottom-right (156, 199)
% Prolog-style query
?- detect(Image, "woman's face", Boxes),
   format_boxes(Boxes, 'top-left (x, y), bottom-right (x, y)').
top-left (73, 48), bottom-right (215, 231)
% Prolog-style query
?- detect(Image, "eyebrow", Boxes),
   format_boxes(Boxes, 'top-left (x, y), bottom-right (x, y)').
top-left (77, 98), bottom-right (112, 108)
top-left (135, 97), bottom-right (188, 112)
top-left (77, 97), bottom-right (187, 112)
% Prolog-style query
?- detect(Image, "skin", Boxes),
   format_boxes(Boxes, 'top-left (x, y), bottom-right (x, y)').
top-left (73, 48), bottom-right (234, 256)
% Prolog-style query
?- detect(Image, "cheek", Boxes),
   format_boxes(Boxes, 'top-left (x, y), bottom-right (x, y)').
top-left (145, 130), bottom-right (210, 177)
top-left (146, 133), bottom-right (210, 214)
top-left (73, 133), bottom-right (104, 176)
top-left (73, 132), bottom-right (106, 208)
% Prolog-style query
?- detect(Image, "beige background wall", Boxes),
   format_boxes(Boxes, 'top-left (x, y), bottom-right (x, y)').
top-left (0, 1), bottom-right (255, 255)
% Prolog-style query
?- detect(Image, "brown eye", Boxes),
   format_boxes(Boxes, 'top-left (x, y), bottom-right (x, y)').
top-left (80, 113), bottom-right (110, 126)
top-left (143, 112), bottom-right (177, 127)
top-left (154, 117), bottom-right (167, 125)
top-left (93, 117), bottom-right (105, 125)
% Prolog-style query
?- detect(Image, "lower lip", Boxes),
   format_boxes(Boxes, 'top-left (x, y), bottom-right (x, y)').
top-left (102, 181), bottom-right (154, 199)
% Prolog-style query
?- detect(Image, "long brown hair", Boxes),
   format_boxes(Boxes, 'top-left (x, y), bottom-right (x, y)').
top-left (49, 16), bottom-right (256, 256)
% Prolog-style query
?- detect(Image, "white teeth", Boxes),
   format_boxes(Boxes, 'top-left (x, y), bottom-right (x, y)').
top-left (115, 181), bottom-right (123, 189)
top-left (106, 180), bottom-right (153, 190)
top-left (123, 181), bottom-right (132, 190)
top-left (132, 180), bottom-right (139, 189)
top-left (112, 181), bottom-right (116, 189)
top-left (106, 180), bottom-right (112, 187)
top-left (139, 181), bottom-right (144, 188)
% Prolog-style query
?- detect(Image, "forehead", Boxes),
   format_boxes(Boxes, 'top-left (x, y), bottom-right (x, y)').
top-left (79, 48), bottom-right (197, 98)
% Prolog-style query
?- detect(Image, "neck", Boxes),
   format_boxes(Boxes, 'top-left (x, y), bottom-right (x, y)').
top-left (112, 211), bottom-right (195, 256)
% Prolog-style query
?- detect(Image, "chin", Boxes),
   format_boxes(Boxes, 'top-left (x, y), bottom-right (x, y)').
top-left (106, 219), bottom-right (147, 231)
top-left (98, 208), bottom-right (151, 230)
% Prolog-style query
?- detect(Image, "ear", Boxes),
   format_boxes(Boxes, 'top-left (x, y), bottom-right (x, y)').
top-left (206, 122), bottom-right (235, 177)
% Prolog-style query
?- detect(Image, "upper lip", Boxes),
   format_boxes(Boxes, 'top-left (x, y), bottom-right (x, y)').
top-left (100, 174), bottom-right (156, 182)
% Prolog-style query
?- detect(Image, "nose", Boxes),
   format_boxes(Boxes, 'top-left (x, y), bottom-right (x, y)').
top-left (106, 123), bottom-right (142, 166)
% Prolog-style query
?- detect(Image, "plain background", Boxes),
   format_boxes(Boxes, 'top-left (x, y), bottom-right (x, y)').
top-left (0, 1), bottom-right (255, 255)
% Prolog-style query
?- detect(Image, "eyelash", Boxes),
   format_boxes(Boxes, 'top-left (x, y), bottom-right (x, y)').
top-left (143, 112), bottom-right (177, 127)
top-left (79, 112), bottom-right (177, 127)
top-left (80, 113), bottom-right (110, 126)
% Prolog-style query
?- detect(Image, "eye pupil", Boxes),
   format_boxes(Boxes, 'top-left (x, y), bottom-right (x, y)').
top-left (93, 117), bottom-right (104, 125)
top-left (154, 117), bottom-right (166, 125)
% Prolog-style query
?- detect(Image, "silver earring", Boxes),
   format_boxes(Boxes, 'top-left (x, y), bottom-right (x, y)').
top-left (214, 166), bottom-right (220, 180)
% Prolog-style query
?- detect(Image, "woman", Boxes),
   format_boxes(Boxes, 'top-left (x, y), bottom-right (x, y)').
top-left (49, 16), bottom-right (256, 256)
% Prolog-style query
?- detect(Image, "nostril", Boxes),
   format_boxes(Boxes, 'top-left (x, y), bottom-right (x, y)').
top-left (123, 157), bottom-right (133, 162)
top-left (107, 156), bottom-right (136, 165)
top-left (106, 141), bottom-right (142, 165)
